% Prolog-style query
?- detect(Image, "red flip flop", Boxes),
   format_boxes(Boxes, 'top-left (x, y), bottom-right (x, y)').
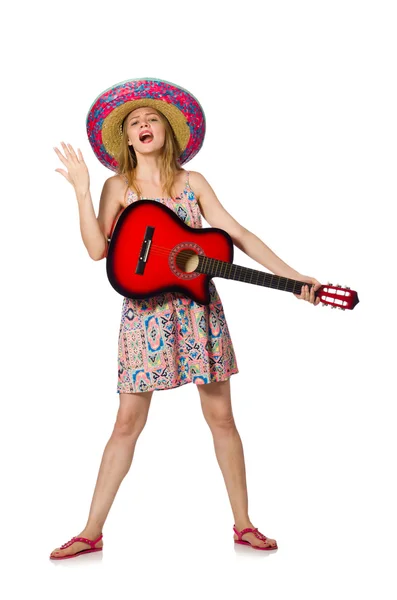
top-left (233, 525), bottom-right (278, 551)
top-left (49, 534), bottom-right (103, 560)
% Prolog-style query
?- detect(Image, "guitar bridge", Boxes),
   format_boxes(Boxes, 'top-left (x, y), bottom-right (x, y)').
top-left (135, 226), bottom-right (155, 275)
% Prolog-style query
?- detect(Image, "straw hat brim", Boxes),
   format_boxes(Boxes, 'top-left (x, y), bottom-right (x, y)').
top-left (102, 99), bottom-right (190, 159)
top-left (86, 78), bottom-right (206, 171)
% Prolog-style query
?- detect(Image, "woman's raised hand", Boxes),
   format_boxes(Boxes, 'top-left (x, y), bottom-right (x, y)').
top-left (54, 142), bottom-right (90, 196)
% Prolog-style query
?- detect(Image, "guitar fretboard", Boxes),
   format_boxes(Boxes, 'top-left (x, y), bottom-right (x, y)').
top-left (197, 255), bottom-right (308, 295)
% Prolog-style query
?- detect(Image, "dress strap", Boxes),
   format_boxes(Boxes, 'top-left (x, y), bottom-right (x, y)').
top-left (185, 170), bottom-right (191, 190)
top-left (121, 174), bottom-right (135, 205)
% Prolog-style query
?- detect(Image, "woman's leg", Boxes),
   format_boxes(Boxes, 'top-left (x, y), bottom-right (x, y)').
top-left (197, 379), bottom-right (277, 549)
top-left (50, 390), bottom-right (153, 558)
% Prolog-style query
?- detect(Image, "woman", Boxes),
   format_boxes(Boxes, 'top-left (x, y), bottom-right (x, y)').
top-left (50, 78), bottom-right (321, 559)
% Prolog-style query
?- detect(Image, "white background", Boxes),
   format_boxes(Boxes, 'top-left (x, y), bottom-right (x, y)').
top-left (1, 0), bottom-right (396, 598)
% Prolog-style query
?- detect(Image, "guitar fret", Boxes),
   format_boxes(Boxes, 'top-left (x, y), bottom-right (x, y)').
top-left (197, 257), bottom-right (307, 300)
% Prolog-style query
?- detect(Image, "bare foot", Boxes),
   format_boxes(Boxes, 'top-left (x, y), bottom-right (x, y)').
top-left (234, 525), bottom-right (277, 549)
top-left (49, 529), bottom-right (103, 559)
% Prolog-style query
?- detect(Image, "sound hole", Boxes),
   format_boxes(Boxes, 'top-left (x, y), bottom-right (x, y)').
top-left (175, 249), bottom-right (199, 273)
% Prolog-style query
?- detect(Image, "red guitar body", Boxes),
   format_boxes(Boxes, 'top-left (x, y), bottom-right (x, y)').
top-left (107, 199), bottom-right (233, 305)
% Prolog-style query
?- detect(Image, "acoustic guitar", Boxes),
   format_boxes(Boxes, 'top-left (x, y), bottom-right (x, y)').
top-left (106, 199), bottom-right (359, 310)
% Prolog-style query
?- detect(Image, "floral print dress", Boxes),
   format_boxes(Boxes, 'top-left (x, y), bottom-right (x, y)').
top-left (117, 171), bottom-right (239, 393)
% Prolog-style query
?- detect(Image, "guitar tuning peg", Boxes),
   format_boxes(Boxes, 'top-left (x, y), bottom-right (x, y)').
top-left (336, 283), bottom-right (341, 287)
top-left (331, 305), bottom-right (336, 309)
top-left (345, 286), bottom-right (350, 290)
top-left (341, 308), bottom-right (345, 311)
top-left (327, 281), bottom-right (333, 286)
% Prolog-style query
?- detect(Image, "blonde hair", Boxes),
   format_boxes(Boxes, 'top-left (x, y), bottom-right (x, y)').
top-left (116, 107), bottom-right (183, 198)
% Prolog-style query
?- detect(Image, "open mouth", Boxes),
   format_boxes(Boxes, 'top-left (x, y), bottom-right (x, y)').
top-left (139, 132), bottom-right (154, 144)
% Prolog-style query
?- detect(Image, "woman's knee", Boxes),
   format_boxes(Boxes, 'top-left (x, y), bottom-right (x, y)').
top-left (198, 380), bottom-right (235, 430)
top-left (205, 406), bottom-right (236, 430)
top-left (113, 390), bottom-right (153, 437)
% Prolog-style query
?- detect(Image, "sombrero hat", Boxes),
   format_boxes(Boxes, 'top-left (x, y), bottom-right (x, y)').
top-left (86, 77), bottom-right (206, 172)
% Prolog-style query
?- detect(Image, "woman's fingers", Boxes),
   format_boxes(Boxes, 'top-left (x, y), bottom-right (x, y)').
top-left (55, 141), bottom-right (77, 162)
top-left (55, 168), bottom-right (69, 179)
top-left (61, 141), bottom-right (78, 162)
top-left (53, 145), bottom-right (69, 166)
top-left (302, 284), bottom-right (315, 303)
top-left (60, 141), bottom-right (71, 158)
top-left (311, 280), bottom-right (322, 306)
top-left (294, 284), bottom-right (308, 300)
top-left (308, 284), bottom-right (321, 306)
top-left (294, 280), bottom-right (322, 305)
top-left (66, 143), bottom-right (79, 160)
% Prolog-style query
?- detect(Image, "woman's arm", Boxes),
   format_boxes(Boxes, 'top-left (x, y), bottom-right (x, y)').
top-left (54, 143), bottom-right (126, 261)
top-left (76, 188), bottom-right (108, 261)
top-left (189, 171), bottom-right (305, 280)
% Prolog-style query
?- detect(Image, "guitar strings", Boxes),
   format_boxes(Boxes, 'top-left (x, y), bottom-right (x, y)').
top-left (112, 243), bottom-right (347, 305)
top-left (146, 244), bottom-right (228, 265)
top-left (115, 243), bottom-right (345, 302)
top-left (136, 244), bottom-right (308, 293)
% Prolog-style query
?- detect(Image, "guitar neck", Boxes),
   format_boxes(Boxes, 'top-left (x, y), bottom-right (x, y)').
top-left (197, 255), bottom-right (312, 296)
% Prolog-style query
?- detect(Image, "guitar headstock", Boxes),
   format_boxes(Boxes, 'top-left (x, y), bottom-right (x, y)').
top-left (317, 283), bottom-right (359, 310)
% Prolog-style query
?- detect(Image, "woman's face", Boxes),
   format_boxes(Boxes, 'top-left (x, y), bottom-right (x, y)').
top-left (125, 107), bottom-right (166, 156)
